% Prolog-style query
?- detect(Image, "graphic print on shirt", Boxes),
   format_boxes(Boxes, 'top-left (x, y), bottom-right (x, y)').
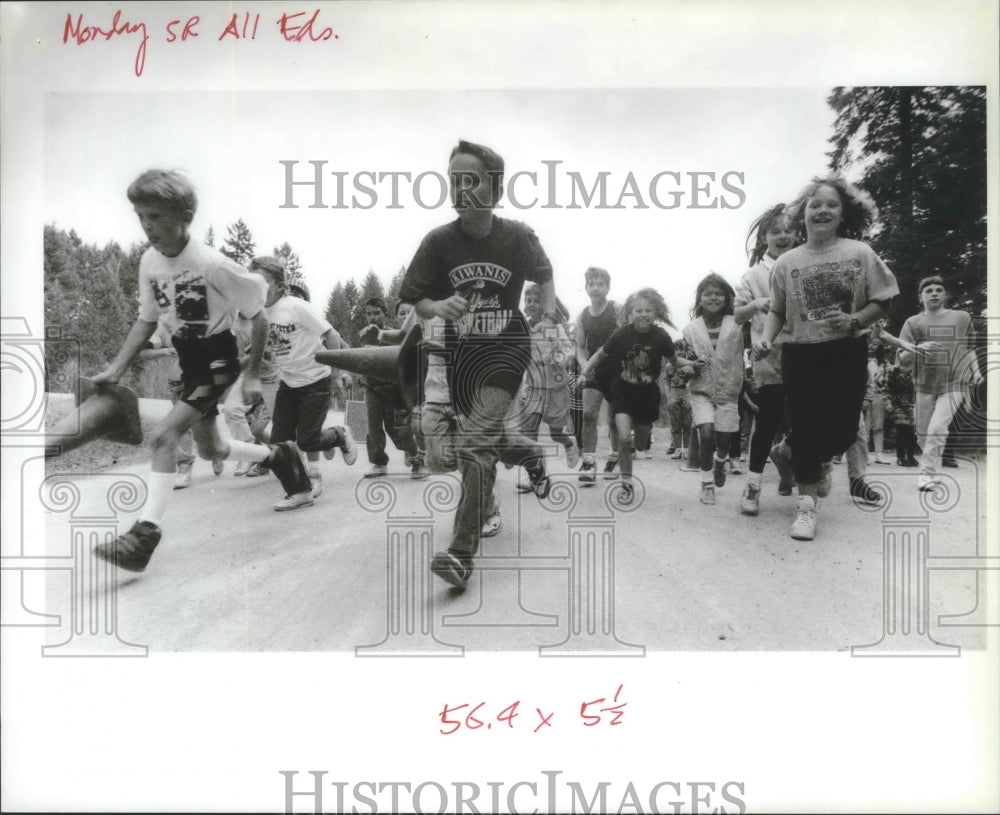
top-left (267, 321), bottom-right (297, 361)
top-left (448, 263), bottom-right (514, 338)
top-left (791, 259), bottom-right (861, 321)
top-left (153, 271), bottom-right (210, 340)
top-left (620, 343), bottom-right (654, 385)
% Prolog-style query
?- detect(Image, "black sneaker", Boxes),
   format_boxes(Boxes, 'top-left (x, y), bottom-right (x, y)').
top-left (526, 461), bottom-right (551, 499)
top-left (267, 441), bottom-right (311, 495)
top-left (578, 458), bottom-right (597, 485)
top-left (617, 480), bottom-right (635, 506)
top-left (93, 520), bottom-right (161, 572)
top-left (850, 478), bottom-right (885, 507)
top-left (603, 458), bottom-right (619, 480)
top-left (942, 456), bottom-right (958, 468)
top-left (430, 550), bottom-right (473, 587)
top-left (713, 456), bottom-right (727, 487)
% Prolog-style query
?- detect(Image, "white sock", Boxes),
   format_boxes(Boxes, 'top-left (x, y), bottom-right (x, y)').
top-left (226, 439), bottom-right (270, 462)
top-left (139, 471), bottom-right (177, 527)
top-left (714, 452), bottom-right (727, 463)
top-left (748, 471), bottom-right (763, 487)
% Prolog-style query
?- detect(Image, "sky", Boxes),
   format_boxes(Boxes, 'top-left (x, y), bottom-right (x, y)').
top-left (43, 87), bottom-right (836, 329)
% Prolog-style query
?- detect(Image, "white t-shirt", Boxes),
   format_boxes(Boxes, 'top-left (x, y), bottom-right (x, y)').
top-left (137, 239), bottom-right (265, 341)
top-left (264, 295), bottom-right (335, 388)
top-left (420, 315), bottom-right (450, 404)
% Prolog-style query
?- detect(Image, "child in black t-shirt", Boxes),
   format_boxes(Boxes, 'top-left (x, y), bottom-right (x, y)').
top-left (398, 140), bottom-right (559, 588)
top-left (578, 287), bottom-right (695, 504)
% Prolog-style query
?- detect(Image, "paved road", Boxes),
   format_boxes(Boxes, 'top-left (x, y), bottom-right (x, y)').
top-left (38, 413), bottom-right (988, 656)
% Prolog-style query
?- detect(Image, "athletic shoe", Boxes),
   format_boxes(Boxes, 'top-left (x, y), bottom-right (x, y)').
top-left (245, 461), bottom-right (269, 477)
top-left (665, 447), bottom-right (677, 456)
top-left (897, 456), bottom-right (909, 467)
top-left (942, 455), bottom-right (958, 468)
top-left (274, 491), bottom-right (315, 512)
top-left (93, 520), bottom-right (161, 573)
top-left (233, 461), bottom-right (249, 477)
top-left (904, 456), bottom-right (920, 468)
top-left (918, 474), bottom-right (943, 492)
top-left (322, 446), bottom-right (336, 461)
top-left (790, 495), bottom-right (817, 540)
top-left (482, 509), bottom-right (502, 538)
top-left (212, 459), bottom-right (224, 476)
top-left (340, 429), bottom-right (358, 465)
top-left (740, 483), bottom-right (761, 516)
top-left (173, 466), bottom-right (192, 490)
top-left (565, 439), bottom-right (581, 469)
top-left (729, 458), bottom-right (743, 475)
top-left (769, 442), bottom-right (794, 494)
top-left (618, 480), bottom-right (635, 505)
top-left (430, 550), bottom-right (473, 587)
top-left (516, 478), bottom-right (533, 493)
top-left (603, 458), bottom-right (619, 479)
top-left (578, 458), bottom-right (597, 485)
top-left (874, 454), bottom-right (893, 465)
top-left (308, 470), bottom-right (322, 499)
top-left (364, 464), bottom-right (388, 478)
top-left (700, 483), bottom-right (715, 505)
top-left (526, 462), bottom-right (551, 499)
top-left (670, 449), bottom-right (685, 460)
top-left (713, 456), bottom-right (727, 487)
top-left (411, 461), bottom-right (429, 480)
top-left (679, 462), bottom-right (701, 473)
top-left (832, 455), bottom-right (843, 464)
top-left (849, 477), bottom-right (884, 507)
top-left (642, 450), bottom-right (653, 460)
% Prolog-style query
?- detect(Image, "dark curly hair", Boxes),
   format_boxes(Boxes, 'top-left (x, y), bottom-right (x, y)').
top-left (786, 173), bottom-right (878, 240)
top-left (623, 287), bottom-right (674, 328)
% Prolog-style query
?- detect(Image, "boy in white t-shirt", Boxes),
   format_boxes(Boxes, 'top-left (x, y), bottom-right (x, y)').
top-left (91, 170), bottom-right (311, 572)
top-left (250, 257), bottom-right (358, 511)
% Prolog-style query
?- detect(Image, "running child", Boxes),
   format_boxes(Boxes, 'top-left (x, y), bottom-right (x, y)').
top-left (578, 287), bottom-right (694, 504)
top-left (398, 139), bottom-right (554, 588)
top-left (574, 266), bottom-right (624, 483)
top-left (92, 170), bottom-right (310, 572)
top-left (734, 203), bottom-right (797, 514)
top-left (250, 256), bottom-right (358, 511)
top-left (898, 276), bottom-right (983, 491)
top-left (683, 273), bottom-right (745, 506)
top-left (512, 285), bottom-right (580, 489)
top-left (754, 173), bottom-right (899, 540)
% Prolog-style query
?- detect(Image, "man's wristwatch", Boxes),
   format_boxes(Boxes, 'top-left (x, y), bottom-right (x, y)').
top-left (849, 316), bottom-right (862, 333)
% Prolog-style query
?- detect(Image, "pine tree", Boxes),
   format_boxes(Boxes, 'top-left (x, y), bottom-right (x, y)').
top-left (273, 242), bottom-right (302, 276)
top-left (204, 225), bottom-right (216, 247)
top-left (220, 219), bottom-right (256, 266)
top-left (827, 86), bottom-right (987, 326)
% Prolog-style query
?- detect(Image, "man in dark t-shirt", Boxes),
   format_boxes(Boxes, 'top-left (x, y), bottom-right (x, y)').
top-left (399, 140), bottom-right (562, 588)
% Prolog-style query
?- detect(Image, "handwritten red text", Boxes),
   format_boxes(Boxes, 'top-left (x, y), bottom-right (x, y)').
top-left (278, 9), bottom-right (338, 42)
top-left (63, 10), bottom-right (149, 77)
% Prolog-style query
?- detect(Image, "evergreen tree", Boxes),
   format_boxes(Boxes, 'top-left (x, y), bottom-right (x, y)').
top-left (220, 219), bottom-right (256, 266)
top-left (827, 86), bottom-right (987, 327)
top-left (273, 242), bottom-right (303, 276)
top-left (386, 265), bottom-right (406, 318)
top-left (324, 281), bottom-right (354, 342)
top-left (204, 225), bottom-right (216, 247)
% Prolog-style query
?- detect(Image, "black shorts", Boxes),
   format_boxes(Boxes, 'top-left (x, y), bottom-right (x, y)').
top-left (172, 330), bottom-right (241, 418)
top-left (609, 379), bottom-right (661, 425)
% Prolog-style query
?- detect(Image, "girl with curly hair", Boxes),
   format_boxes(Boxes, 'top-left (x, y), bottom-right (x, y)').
top-left (754, 174), bottom-right (899, 540)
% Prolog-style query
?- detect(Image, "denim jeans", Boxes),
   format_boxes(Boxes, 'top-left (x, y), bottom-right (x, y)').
top-left (450, 384), bottom-right (543, 557)
top-left (271, 376), bottom-right (344, 452)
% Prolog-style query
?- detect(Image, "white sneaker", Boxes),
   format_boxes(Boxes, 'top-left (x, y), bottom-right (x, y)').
top-left (482, 508), bottom-right (502, 537)
top-left (874, 454), bottom-right (893, 465)
top-left (233, 460), bottom-right (249, 477)
top-left (642, 450), bottom-right (653, 460)
top-left (364, 464), bottom-right (388, 478)
top-left (790, 495), bottom-right (817, 540)
top-left (918, 474), bottom-right (943, 492)
top-left (274, 491), bottom-right (315, 512)
top-left (173, 467), bottom-right (192, 490)
top-left (308, 470), bottom-right (322, 499)
top-left (212, 459), bottom-right (225, 476)
top-left (565, 439), bottom-right (581, 469)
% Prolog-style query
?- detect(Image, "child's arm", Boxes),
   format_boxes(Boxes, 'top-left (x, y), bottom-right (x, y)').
top-left (534, 280), bottom-right (559, 325)
top-left (578, 347), bottom-right (608, 385)
top-left (753, 310), bottom-right (786, 359)
top-left (574, 316), bottom-right (590, 369)
top-left (240, 310), bottom-right (270, 404)
top-left (91, 319), bottom-right (159, 384)
top-left (377, 308), bottom-right (419, 345)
